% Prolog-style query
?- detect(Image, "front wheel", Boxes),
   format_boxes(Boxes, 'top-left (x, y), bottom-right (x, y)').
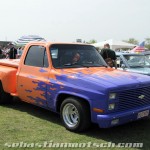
top-left (60, 97), bottom-right (91, 132)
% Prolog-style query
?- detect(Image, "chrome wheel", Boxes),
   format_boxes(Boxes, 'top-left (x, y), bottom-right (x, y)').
top-left (62, 103), bottom-right (79, 128)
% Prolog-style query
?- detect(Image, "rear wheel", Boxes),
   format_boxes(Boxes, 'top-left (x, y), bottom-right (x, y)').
top-left (60, 97), bottom-right (91, 132)
top-left (0, 82), bottom-right (13, 104)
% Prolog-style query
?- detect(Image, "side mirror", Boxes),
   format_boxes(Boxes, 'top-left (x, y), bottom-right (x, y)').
top-left (121, 64), bottom-right (126, 70)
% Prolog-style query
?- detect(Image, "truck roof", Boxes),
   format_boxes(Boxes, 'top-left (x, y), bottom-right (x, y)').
top-left (25, 41), bottom-right (91, 46)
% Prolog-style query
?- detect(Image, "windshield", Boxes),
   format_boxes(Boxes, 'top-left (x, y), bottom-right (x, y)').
top-left (145, 54), bottom-right (150, 60)
top-left (123, 55), bottom-right (150, 67)
top-left (50, 44), bottom-right (106, 68)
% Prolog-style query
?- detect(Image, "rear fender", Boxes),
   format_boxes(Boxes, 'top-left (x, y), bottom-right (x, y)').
top-left (0, 66), bottom-right (17, 93)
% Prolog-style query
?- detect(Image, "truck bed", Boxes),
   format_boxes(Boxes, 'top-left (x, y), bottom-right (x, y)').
top-left (0, 59), bottom-right (20, 68)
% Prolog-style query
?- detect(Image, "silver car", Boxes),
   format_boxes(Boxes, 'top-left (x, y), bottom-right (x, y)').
top-left (116, 52), bottom-right (150, 75)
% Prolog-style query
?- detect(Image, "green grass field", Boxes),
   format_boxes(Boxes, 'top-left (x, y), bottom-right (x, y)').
top-left (0, 99), bottom-right (149, 150)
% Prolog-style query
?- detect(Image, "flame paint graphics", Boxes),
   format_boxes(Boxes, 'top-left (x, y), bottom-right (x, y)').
top-left (25, 72), bottom-right (87, 108)
top-left (25, 78), bottom-right (65, 108)
top-left (39, 68), bottom-right (48, 73)
top-left (24, 67), bottom-right (149, 108)
top-left (26, 80), bottom-right (47, 106)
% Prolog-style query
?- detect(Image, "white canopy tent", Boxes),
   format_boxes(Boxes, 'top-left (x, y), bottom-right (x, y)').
top-left (92, 39), bottom-right (136, 50)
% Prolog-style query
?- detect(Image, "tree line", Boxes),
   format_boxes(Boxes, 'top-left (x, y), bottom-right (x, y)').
top-left (87, 38), bottom-right (150, 50)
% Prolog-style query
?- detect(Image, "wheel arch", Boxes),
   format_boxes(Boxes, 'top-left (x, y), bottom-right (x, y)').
top-left (56, 93), bottom-right (91, 113)
top-left (0, 68), bottom-right (17, 93)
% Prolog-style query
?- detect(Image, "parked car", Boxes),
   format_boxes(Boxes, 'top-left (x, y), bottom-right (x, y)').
top-left (116, 52), bottom-right (150, 75)
top-left (144, 51), bottom-right (150, 60)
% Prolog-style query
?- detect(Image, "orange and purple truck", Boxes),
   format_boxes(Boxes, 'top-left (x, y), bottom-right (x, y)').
top-left (1, 42), bottom-right (150, 132)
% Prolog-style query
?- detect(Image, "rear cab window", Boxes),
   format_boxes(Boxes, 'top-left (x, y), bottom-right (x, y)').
top-left (24, 45), bottom-right (49, 67)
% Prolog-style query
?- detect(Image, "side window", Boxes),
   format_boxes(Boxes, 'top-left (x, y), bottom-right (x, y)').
top-left (25, 46), bottom-right (48, 67)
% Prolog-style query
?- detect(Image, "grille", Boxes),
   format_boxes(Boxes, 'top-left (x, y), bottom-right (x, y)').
top-left (118, 86), bottom-right (150, 112)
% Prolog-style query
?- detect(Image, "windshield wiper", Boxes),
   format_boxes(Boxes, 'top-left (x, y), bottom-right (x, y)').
top-left (63, 63), bottom-right (107, 68)
top-left (63, 63), bottom-right (80, 66)
top-left (63, 63), bottom-right (91, 68)
top-left (82, 62), bottom-right (107, 67)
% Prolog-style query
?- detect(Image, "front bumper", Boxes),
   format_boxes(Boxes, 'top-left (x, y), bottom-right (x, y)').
top-left (97, 105), bottom-right (150, 128)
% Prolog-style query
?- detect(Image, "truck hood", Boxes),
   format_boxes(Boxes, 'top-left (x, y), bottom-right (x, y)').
top-left (54, 67), bottom-right (150, 92)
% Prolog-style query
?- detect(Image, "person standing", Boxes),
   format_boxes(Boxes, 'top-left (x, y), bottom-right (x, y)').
top-left (0, 45), bottom-right (2, 59)
top-left (100, 43), bottom-right (117, 69)
top-left (8, 43), bottom-right (17, 59)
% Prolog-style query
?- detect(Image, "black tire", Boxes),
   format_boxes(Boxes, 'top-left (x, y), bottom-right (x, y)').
top-left (60, 97), bottom-right (91, 132)
top-left (0, 82), bottom-right (13, 104)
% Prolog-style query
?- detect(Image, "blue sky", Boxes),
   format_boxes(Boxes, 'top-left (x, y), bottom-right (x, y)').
top-left (0, 0), bottom-right (149, 43)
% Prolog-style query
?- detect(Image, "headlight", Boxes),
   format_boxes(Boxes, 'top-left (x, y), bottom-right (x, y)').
top-left (109, 93), bottom-right (116, 99)
top-left (108, 103), bottom-right (115, 110)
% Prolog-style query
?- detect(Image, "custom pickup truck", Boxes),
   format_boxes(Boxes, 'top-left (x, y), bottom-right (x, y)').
top-left (1, 42), bottom-right (150, 132)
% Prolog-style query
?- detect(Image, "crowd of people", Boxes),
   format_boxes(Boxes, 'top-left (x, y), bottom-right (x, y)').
top-left (0, 43), bottom-right (24, 59)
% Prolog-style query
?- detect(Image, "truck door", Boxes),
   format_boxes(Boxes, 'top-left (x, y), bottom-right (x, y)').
top-left (17, 45), bottom-right (50, 108)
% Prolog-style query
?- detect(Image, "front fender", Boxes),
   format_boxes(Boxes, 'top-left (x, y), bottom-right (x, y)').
top-left (57, 90), bottom-right (91, 101)
top-left (54, 91), bottom-right (92, 111)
